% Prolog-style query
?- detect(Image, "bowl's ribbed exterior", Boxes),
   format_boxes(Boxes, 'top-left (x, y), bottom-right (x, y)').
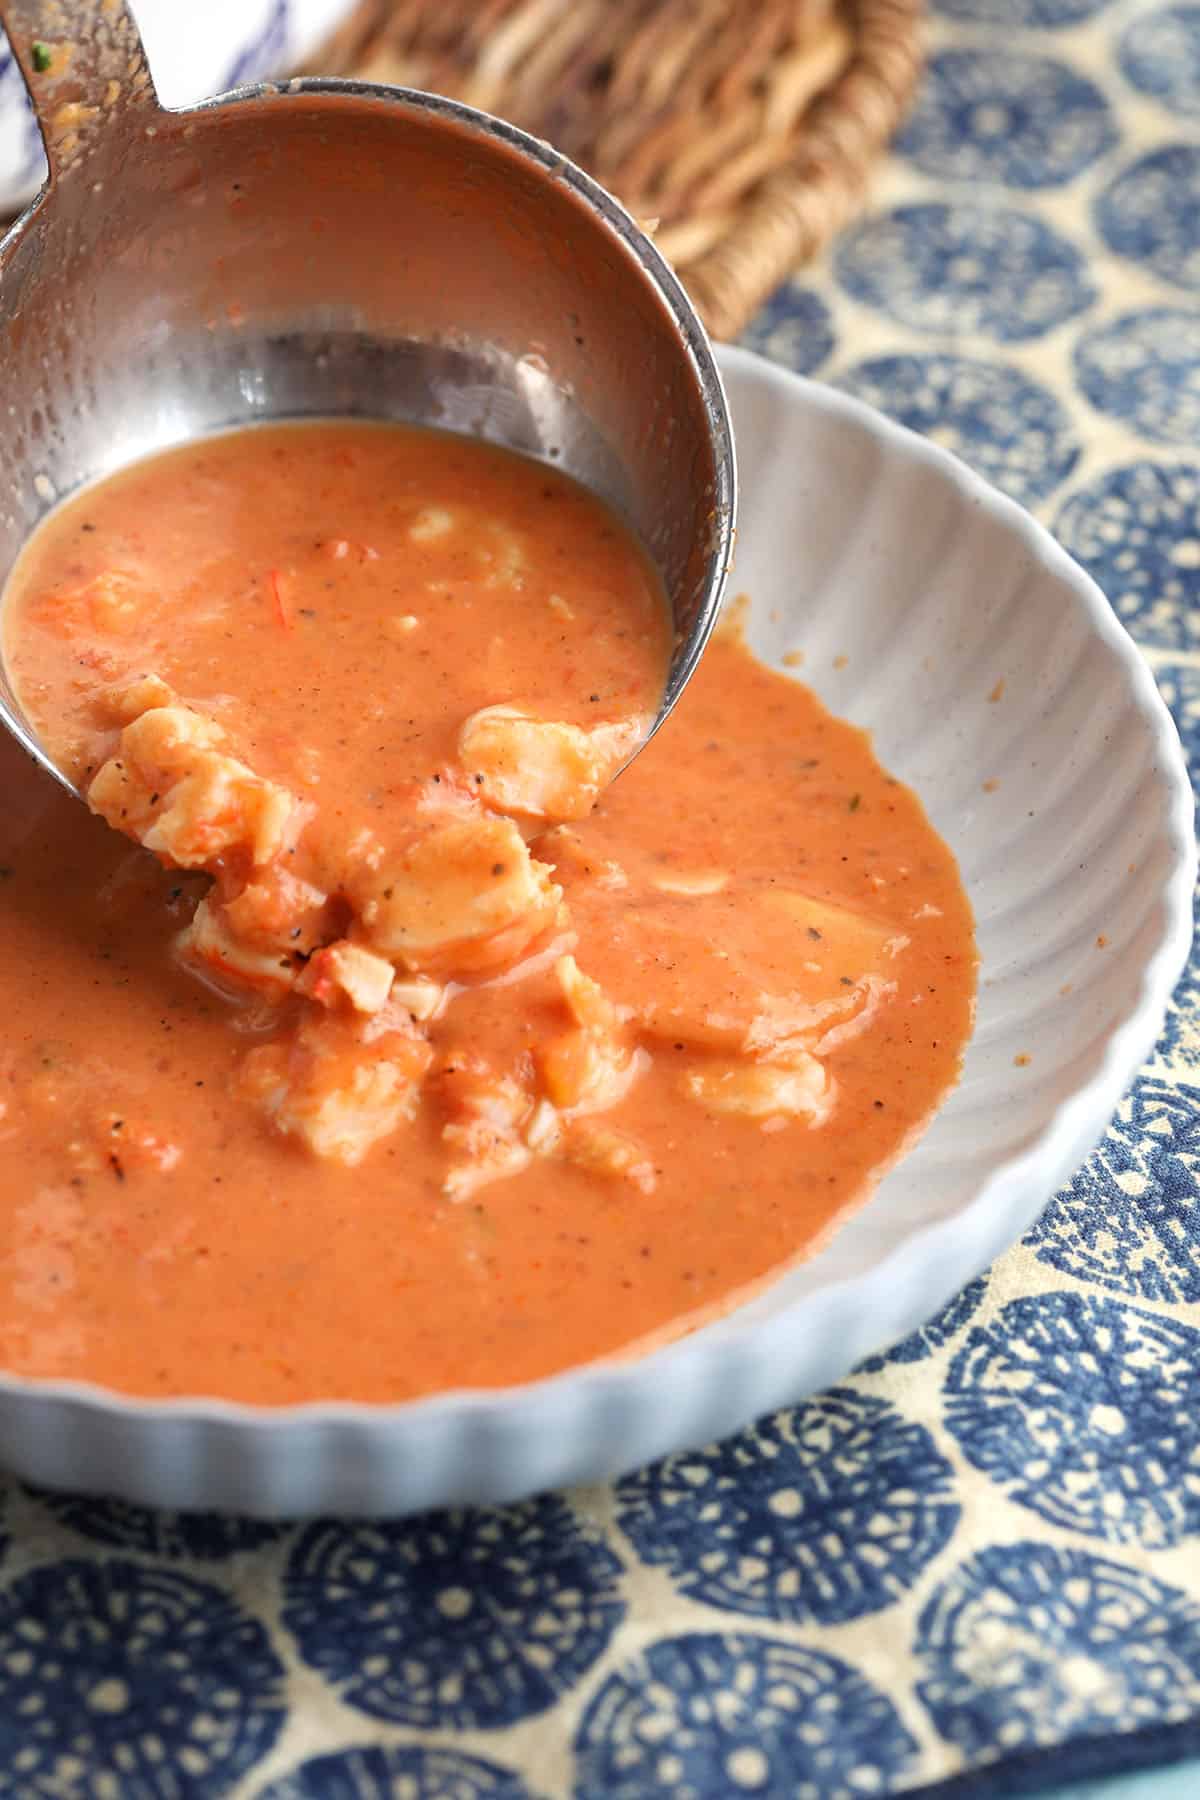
top-left (0, 346), bottom-right (1191, 1515)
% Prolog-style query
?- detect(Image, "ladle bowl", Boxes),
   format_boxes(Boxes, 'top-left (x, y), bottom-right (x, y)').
top-left (0, 0), bottom-right (735, 795)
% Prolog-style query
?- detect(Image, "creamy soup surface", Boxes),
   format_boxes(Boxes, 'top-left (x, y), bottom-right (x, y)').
top-left (0, 423), bottom-right (976, 1404)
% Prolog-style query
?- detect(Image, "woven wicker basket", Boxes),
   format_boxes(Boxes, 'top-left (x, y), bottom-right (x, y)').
top-left (309, 0), bottom-right (924, 339)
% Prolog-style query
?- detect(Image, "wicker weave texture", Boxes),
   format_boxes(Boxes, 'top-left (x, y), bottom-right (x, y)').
top-left (312, 0), bottom-right (924, 338)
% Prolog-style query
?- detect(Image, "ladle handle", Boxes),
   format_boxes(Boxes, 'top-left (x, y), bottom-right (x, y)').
top-left (0, 0), bottom-right (158, 183)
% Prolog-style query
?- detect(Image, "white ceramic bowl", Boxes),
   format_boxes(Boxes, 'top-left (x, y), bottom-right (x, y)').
top-left (0, 345), bottom-right (1192, 1515)
top-left (0, 0), bottom-right (357, 215)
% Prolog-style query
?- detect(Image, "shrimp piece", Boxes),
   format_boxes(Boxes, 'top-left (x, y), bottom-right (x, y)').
top-left (554, 872), bottom-right (901, 1059)
top-left (564, 1122), bottom-right (656, 1194)
top-left (298, 940), bottom-right (395, 1015)
top-left (94, 672), bottom-right (176, 727)
top-left (682, 1053), bottom-right (833, 1128)
top-left (176, 894), bottom-right (299, 1000)
top-left (31, 569), bottom-right (155, 638)
top-left (144, 759), bottom-right (296, 871)
top-left (436, 1054), bottom-right (536, 1200)
top-left (388, 976), bottom-right (445, 1023)
top-left (538, 825), bottom-right (629, 891)
top-left (536, 955), bottom-right (646, 1115)
top-left (240, 1013), bottom-right (431, 1166)
top-left (88, 702), bottom-right (301, 871)
top-left (746, 975), bottom-right (896, 1061)
top-left (351, 812), bottom-right (561, 977)
top-left (219, 865), bottom-right (333, 956)
top-left (459, 706), bottom-right (646, 822)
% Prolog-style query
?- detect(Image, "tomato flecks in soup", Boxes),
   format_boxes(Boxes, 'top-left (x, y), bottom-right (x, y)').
top-left (0, 423), bottom-right (975, 1405)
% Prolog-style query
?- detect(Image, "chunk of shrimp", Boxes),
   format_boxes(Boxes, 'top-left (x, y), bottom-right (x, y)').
top-left (176, 893), bottom-right (300, 999)
top-left (460, 706), bottom-right (646, 822)
top-left (553, 869), bottom-right (902, 1059)
top-left (88, 702), bottom-right (300, 871)
top-left (435, 1053), bottom-right (537, 1200)
top-left (297, 940), bottom-right (395, 1015)
top-left (536, 955), bottom-right (647, 1115)
top-left (350, 812), bottom-right (562, 977)
top-left (30, 569), bottom-right (156, 638)
top-left (682, 1054), bottom-right (833, 1128)
top-left (240, 1013), bottom-right (432, 1165)
top-left (94, 673), bottom-right (175, 726)
top-left (564, 1122), bottom-right (656, 1193)
top-left (219, 864), bottom-right (333, 956)
top-left (437, 1009), bottom-right (654, 1198)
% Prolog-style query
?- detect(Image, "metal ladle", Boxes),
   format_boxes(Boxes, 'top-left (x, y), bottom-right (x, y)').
top-left (0, 0), bottom-right (736, 798)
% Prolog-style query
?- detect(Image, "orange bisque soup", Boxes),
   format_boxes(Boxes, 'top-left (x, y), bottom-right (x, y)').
top-left (0, 421), bottom-right (976, 1406)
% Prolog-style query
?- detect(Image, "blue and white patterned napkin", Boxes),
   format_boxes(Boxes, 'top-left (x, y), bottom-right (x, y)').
top-left (0, 1), bottom-right (1198, 1795)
